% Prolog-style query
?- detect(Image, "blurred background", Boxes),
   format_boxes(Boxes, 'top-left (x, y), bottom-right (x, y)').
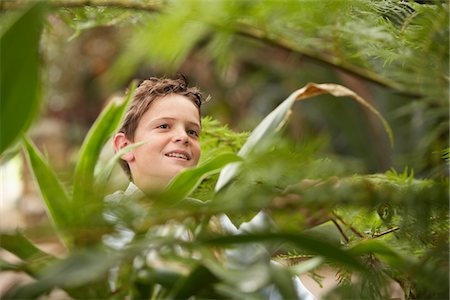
top-left (1, 0), bottom-right (448, 254)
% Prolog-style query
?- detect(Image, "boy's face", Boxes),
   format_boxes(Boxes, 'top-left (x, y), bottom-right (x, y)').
top-left (116, 94), bottom-right (201, 191)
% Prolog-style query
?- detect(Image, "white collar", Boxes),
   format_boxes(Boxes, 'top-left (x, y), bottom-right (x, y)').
top-left (124, 182), bottom-right (146, 199)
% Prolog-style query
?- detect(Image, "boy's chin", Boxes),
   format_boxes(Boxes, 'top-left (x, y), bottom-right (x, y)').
top-left (167, 164), bottom-right (193, 175)
top-left (135, 166), bottom-right (194, 192)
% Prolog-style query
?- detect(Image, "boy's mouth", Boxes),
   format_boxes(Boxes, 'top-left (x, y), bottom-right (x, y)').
top-left (165, 150), bottom-right (190, 161)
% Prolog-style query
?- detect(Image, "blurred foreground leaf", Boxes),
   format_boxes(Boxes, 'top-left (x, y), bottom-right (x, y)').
top-left (162, 152), bottom-right (241, 205)
top-left (0, 2), bottom-right (47, 154)
top-left (22, 137), bottom-right (72, 247)
top-left (0, 232), bottom-right (56, 276)
top-left (0, 232), bottom-right (53, 262)
top-left (72, 83), bottom-right (136, 226)
top-left (201, 232), bottom-right (365, 272)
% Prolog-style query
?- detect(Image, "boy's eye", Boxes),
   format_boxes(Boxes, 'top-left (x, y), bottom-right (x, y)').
top-left (157, 124), bottom-right (169, 129)
top-left (187, 129), bottom-right (199, 137)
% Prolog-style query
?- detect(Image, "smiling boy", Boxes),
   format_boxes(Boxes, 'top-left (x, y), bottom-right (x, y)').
top-left (110, 75), bottom-right (315, 299)
top-left (113, 75), bottom-right (203, 192)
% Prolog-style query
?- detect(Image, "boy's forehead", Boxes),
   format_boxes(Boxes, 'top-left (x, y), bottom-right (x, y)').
top-left (141, 94), bottom-right (201, 124)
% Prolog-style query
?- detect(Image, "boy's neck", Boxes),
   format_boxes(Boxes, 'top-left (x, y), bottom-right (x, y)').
top-left (133, 177), bottom-right (169, 194)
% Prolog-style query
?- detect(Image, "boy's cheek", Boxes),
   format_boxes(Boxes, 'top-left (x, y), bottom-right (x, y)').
top-left (194, 146), bottom-right (201, 163)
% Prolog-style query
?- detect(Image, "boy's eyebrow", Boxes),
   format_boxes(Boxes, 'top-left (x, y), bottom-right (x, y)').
top-left (150, 117), bottom-right (201, 129)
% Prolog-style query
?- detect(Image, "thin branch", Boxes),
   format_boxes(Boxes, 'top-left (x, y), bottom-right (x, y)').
top-left (0, 0), bottom-right (163, 12)
top-left (332, 212), bottom-right (365, 238)
top-left (331, 218), bottom-right (349, 243)
top-left (234, 24), bottom-right (422, 98)
top-left (372, 226), bottom-right (400, 238)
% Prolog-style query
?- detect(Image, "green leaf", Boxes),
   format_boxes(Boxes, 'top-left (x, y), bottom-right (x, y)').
top-left (201, 232), bottom-right (365, 272)
top-left (94, 140), bottom-right (145, 187)
top-left (22, 137), bottom-right (72, 246)
top-left (214, 88), bottom-right (297, 191)
top-left (215, 82), bottom-right (393, 191)
top-left (72, 82), bottom-right (136, 218)
top-left (0, 2), bottom-right (47, 154)
top-left (0, 232), bottom-right (56, 276)
top-left (0, 232), bottom-right (51, 262)
top-left (161, 152), bottom-right (241, 205)
top-left (0, 258), bottom-right (21, 271)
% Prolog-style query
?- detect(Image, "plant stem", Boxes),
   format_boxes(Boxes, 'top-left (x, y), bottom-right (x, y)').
top-left (234, 24), bottom-right (421, 98)
top-left (333, 212), bottom-right (365, 238)
top-left (331, 218), bottom-right (349, 243)
top-left (372, 227), bottom-right (400, 238)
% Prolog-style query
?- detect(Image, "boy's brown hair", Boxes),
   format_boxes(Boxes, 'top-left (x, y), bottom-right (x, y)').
top-left (117, 74), bottom-right (204, 179)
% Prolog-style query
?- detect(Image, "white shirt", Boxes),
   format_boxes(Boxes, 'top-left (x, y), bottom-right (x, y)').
top-left (104, 182), bottom-right (316, 300)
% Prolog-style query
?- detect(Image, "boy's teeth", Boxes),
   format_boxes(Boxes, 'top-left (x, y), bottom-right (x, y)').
top-left (167, 153), bottom-right (188, 160)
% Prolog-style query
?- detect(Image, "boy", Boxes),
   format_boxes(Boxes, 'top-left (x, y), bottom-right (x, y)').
top-left (113, 75), bottom-right (203, 192)
top-left (110, 75), bottom-right (315, 299)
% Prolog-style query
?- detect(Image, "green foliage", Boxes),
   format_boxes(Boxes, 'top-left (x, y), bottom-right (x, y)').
top-left (162, 153), bottom-right (241, 205)
top-left (72, 82), bottom-right (136, 234)
top-left (0, 2), bottom-right (47, 154)
top-left (22, 138), bottom-right (72, 246)
top-left (0, 232), bottom-right (55, 274)
top-left (1, 1), bottom-right (448, 299)
top-left (19, 83), bottom-right (136, 249)
top-left (97, 0), bottom-right (449, 100)
top-left (2, 81), bottom-right (445, 299)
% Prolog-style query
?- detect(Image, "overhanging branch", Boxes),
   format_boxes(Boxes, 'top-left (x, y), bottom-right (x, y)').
top-left (0, 0), bottom-right (163, 12)
top-left (234, 24), bottom-right (422, 98)
top-left (1, 0), bottom-right (423, 98)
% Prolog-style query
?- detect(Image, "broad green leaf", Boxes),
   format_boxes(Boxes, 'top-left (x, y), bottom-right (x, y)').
top-left (161, 152), bottom-right (241, 205)
top-left (201, 232), bottom-right (365, 272)
top-left (72, 83), bottom-right (136, 215)
top-left (0, 258), bottom-right (21, 271)
top-left (22, 137), bottom-right (72, 247)
top-left (0, 232), bottom-right (52, 261)
top-left (0, 232), bottom-right (56, 276)
top-left (215, 82), bottom-right (393, 191)
top-left (94, 140), bottom-right (145, 187)
top-left (214, 89), bottom-right (297, 191)
top-left (0, 2), bottom-right (47, 154)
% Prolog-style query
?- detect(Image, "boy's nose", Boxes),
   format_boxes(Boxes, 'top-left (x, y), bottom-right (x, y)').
top-left (173, 130), bottom-right (189, 144)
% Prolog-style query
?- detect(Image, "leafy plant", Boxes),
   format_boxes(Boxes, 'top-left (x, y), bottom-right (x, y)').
top-left (0, 79), bottom-right (447, 299)
top-left (0, 1), bottom-right (448, 299)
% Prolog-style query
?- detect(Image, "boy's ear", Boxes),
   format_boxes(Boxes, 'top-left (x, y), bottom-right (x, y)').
top-left (113, 133), bottom-right (135, 162)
